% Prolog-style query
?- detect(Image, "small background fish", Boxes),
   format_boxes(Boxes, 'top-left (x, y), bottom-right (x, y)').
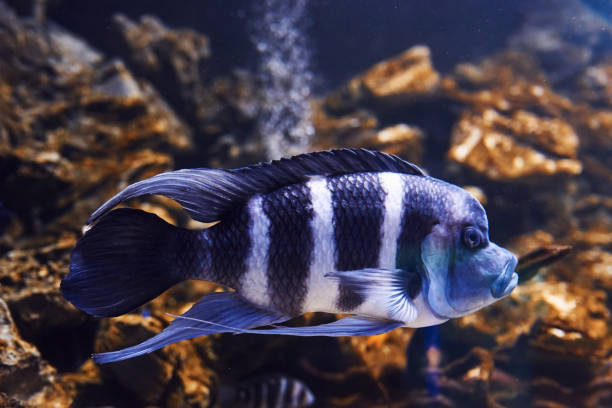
top-left (216, 374), bottom-right (315, 408)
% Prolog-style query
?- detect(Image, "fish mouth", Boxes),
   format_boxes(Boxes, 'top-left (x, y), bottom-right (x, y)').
top-left (491, 258), bottom-right (519, 299)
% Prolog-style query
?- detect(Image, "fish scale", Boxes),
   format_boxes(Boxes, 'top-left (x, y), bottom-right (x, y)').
top-left (328, 173), bottom-right (385, 311)
top-left (173, 230), bottom-right (207, 280)
top-left (262, 183), bottom-right (314, 316)
top-left (206, 208), bottom-right (251, 290)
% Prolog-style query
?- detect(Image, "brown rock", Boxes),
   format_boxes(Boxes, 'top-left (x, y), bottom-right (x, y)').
top-left (0, 233), bottom-right (85, 341)
top-left (508, 0), bottom-right (612, 81)
top-left (581, 358), bottom-right (612, 407)
top-left (94, 315), bottom-right (172, 404)
top-left (110, 13), bottom-right (262, 166)
top-left (312, 101), bottom-right (379, 147)
top-left (0, 392), bottom-right (26, 408)
top-left (448, 108), bottom-right (582, 181)
top-left (111, 14), bottom-right (210, 125)
top-left (0, 297), bottom-right (72, 406)
top-left (405, 348), bottom-right (497, 408)
top-left (313, 102), bottom-right (424, 163)
top-left (94, 313), bottom-right (214, 407)
top-left (347, 328), bottom-right (415, 380)
top-left (0, 5), bottom-right (191, 233)
top-left (443, 50), bottom-right (612, 190)
top-left (527, 287), bottom-right (610, 359)
top-left (325, 46), bottom-right (440, 113)
top-left (364, 124), bottom-right (424, 163)
top-left (575, 61), bottom-right (612, 107)
top-left (444, 52), bottom-right (574, 114)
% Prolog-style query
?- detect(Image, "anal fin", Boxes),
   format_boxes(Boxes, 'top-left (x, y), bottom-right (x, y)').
top-left (175, 315), bottom-right (402, 337)
top-left (239, 315), bottom-right (403, 336)
top-left (93, 292), bottom-right (288, 364)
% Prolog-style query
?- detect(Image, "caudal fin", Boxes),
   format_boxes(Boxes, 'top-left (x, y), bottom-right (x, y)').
top-left (61, 208), bottom-right (187, 317)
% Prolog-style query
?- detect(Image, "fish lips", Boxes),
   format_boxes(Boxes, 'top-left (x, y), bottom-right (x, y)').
top-left (491, 257), bottom-right (519, 299)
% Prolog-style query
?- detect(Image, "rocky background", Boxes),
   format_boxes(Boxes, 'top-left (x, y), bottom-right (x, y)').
top-left (0, 0), bottom-right (611, 407)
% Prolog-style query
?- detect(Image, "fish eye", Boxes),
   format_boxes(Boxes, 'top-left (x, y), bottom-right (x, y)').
top-left (462, 226), bottom-right (482, 249)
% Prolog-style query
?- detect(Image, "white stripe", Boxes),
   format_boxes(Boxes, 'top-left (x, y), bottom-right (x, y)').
top-left (378, 172), bottom-right (405, 268)
top-left (290, 380), bottom-right (300, 406)
top-left (275, 378), bottom-right (287, 408)
top-left (240, 195), bottom-right (271, 307)
top-left (302, 177), bottom-right (338, 312)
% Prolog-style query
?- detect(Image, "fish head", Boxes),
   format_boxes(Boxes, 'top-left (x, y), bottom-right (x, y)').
top-left (420, 185), bottom-right (518, 319)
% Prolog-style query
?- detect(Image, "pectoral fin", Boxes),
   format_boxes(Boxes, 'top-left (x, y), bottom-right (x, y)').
top-left (325, 268), bottom-right (420, 323)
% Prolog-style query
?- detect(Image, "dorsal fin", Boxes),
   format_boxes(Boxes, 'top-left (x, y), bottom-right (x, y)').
top-left (87, 148), bottom-right (426, 225)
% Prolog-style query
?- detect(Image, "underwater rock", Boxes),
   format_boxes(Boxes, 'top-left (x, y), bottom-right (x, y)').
top-left (430, 347), bottom-right (495, 407)
top-left (0, 4), bottom-right (216, 405)
top-left (524, 285), bottom-right (610, 359)
top-left (0, 1), bottom-right (195, 382)
top-left (403, 344), bottom-right (500, 408)
top-left (566, 248), bottom-right (612, 292)
top-left (110, 14), bottom-right (211, 129)
top-left (0, 233), bottom-right (84, 342)
top-left (313, 91), bottom-right (425, 164)
top-left (0, 298), bottom-right (72, 406)
top-left (443, 53), bottom-right (586, 181)
top-left (448, 108), bottom-right (582, 181)
top-left (312, 102), bottom-right (379, 144)
top-left (111, 13), bottom-right (262, 165)
top-left (347, 328), bottom-right (415, 380)
top-left (94, 313), bottom-right (214, 407)
top-left (575, 61), bottom-right (612, 107)
top-left (94, 315), bottom-right (172, 404)
top-left (325, 46), bottom-right (440, 114)
top-left (367, 124), bottom-right (424, 162)
top-left (571, 109), bottom-right (612, 194)
top-left (0, 4), bottom-right (191, 233)
top-left (443, 49), bottom-right (612, 193)
top-left (508, 0), bottom-right (612, 82)
top-left (312, 102), bottom-right (424, 164)
top-left (0, 392), bottom-right (26, 408)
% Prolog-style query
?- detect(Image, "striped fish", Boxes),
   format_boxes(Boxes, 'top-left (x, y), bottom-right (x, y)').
top-left (217, 375), bottom-right (314, 408)
top-left (61, 149), bottom-right (518, 363)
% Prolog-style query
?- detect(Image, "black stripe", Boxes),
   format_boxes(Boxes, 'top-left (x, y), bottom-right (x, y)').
top-left (267, 378), bottom-right (280, 407)
top-left (330, 173), bottom-right (386, 311)
top-left (396, 178), bottom-right (439, 299)
top-left (263, 183), bottom-right (314, 316)
top-left (284, 379), bottom-right (295, 406)
top-left (250, 381), bottom-right (261, 408)
top-left (206, 206), bottom-right (251, 290)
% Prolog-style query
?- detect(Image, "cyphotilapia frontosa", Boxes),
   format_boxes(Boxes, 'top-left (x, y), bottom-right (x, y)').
top-left (61, 149), bottom-right (518, 363)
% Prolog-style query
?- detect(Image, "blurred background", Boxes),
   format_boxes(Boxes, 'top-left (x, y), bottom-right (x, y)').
top-left (0, 0), bottom-right (611, 407)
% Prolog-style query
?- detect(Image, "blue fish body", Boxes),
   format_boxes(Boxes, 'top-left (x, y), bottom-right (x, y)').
top-left (61, 149), bottom-right (518, 363)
